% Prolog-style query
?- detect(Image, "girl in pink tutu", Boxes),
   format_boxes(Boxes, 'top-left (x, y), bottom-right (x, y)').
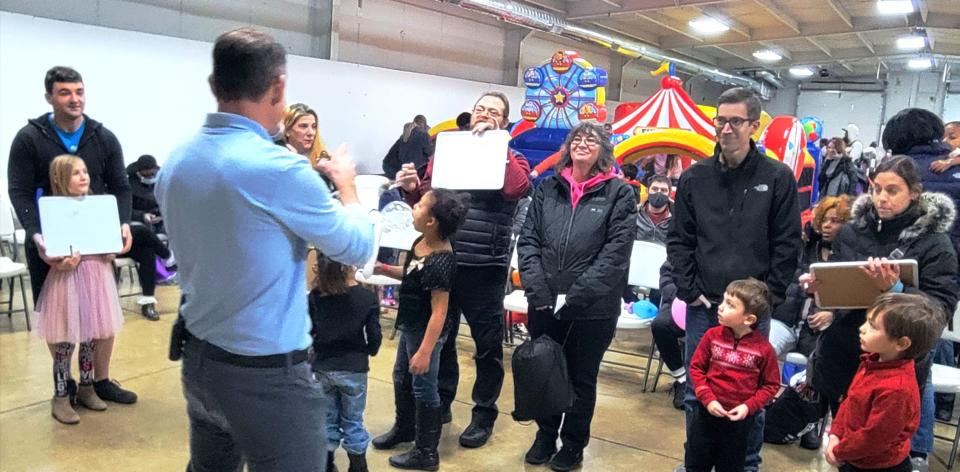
top-left (35, 155), bottom-right (125, 424)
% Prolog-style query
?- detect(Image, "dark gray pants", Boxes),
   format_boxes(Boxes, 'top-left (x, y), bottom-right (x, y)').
top-left (181, 340), bottom-right (325, 472)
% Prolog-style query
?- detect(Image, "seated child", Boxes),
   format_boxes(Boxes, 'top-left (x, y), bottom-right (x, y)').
top-left (825, 293), bottom-right (945, 472)
top-left (686, 278), bottom-right (781, 472)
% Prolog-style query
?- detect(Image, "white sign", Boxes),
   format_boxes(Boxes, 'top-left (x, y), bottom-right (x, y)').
top-left (38, 195), bottom-right (123, 257)
top-left (431, 130), bottom-right (510, 190)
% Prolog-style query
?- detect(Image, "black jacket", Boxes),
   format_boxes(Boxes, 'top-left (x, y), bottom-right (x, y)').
top-left (771, 231), bottom-right (827, 327)
top-left (518, 175), bottom-right (638, 320)
top-left (667, 142), bottom-right (801, 306)
top-left (813, 192), bottom-right (958, 403)
top-left (817, 156), bottom-right (862, 200)
top-left (309, 286), bottom-right (383, 373)
top-left (382, 128), bottom-right (432, 177)
top-left (126, 162), bottom-right (160, 224)
top-left (7, 114), bottom-right (131, 235)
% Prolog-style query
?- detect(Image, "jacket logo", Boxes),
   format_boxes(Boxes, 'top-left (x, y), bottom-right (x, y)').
top-left (589, 207), bottom-right (604, 214)
top-left (753, 184), bottom-right (769, 192)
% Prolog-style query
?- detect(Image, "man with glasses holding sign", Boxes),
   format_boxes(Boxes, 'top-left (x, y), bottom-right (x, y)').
top-left (383, 92), bottom-right (530, 450)
top-left (667, 87), bottom-right (800, 471)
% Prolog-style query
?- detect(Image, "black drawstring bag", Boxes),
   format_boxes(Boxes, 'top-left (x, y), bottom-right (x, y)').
top-left (511, 325), bottom-right (574, 422)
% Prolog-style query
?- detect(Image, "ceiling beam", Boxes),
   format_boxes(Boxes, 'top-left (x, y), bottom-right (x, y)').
top-left (695, 6), bottom-right (752, 39)
top-left (838, 61), bottom-right (856, 73)
top-left (913, 0), bottom-right (929, 23)
top-left (566, 0), bottom-right (734, 21)
top-left (588, 22), bottom-right (661, 47)
top-left (665, 24), bottom-right (913, 49)
top-left (807, 37), bottom-right (833, 57)
top-left (856, 32), bottom-right (876, 54)
top-left (759, 40), bottom-right (790, 60)
top-left (636, 12), bottom-right (705, 43)
top-left (712, 45), bottom-right (755, 63)
top-left (752, 0), bottom-right (800, 34)
top-left (823, 0), bottom-right (853, 28)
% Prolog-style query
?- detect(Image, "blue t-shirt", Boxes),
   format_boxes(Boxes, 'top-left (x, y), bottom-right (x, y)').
top-left (48, 113), bottom-right (85, 153)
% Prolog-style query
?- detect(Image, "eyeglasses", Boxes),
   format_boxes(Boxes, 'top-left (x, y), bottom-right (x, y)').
top-left (713, 116), bottom-right (753, 128)
top-left (570, 135), bottom-right (600, 147)
top-left (473, 106), bottom-right (503, 119)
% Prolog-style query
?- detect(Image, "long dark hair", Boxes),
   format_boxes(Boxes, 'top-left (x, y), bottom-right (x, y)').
top-left (553, 121), bottom-right (615, 176)
top-left (312, 251), bottom-right (353, 296)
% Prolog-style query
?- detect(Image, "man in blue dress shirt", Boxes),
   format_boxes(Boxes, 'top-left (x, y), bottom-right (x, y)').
top-left (156, 28), bottom-right (375, 472)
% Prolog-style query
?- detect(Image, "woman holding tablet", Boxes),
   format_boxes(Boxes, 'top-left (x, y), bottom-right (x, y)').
top-left (804, 155), bottom-right (957, 469)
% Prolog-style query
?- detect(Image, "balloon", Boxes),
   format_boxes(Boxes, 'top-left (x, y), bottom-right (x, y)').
top-left (632, 300), bottom-right (658, 319)
top-left (671, 299), bottom-right (687, 331)
top-left (809, 132), bottom-right (818, 142)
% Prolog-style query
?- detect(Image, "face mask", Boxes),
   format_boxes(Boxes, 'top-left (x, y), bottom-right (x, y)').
top-left (648, 192), bottom-right (669, 208)
top-left (140, 175), bottom-right (157, 185)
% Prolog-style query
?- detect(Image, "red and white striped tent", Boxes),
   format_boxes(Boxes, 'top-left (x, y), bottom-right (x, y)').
top-left (611, 76), bottom-right (715, 140)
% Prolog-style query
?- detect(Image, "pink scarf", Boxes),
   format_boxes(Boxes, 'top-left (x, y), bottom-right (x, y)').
top-left (561, 167), bottom-right (615, 209)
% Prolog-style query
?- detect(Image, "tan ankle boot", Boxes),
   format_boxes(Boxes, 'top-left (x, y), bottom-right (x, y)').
top-left (76, 385), bottom-right (107, 411)
top-left (52, 396), bottom-right (80, 424)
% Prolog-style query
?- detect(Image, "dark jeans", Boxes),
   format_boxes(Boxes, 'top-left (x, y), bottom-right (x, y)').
top-left (181, 339), bottom-right (325, 472)
top-left (437, 265), bottom-right (507, 425)
top-left (685, 402), bottom-right (751, 472)
top-left (393, 328), bottom-right (447, 408)
top-left (118, 223), bottom-right (171, 297)
top-left (838, 457), bottom-right (911, 472)
top-left (651, 304), bottom-right (684, 372)
top-left (25, 235), bottom-right (50, 305)
top-left (528, 308), bottom-right (618, 450)
top-left (683, 302), bottom-right (769, 470)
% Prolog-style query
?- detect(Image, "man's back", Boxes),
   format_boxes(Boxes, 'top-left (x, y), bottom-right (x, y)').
top-left (157, 113), bottom-right (374, 356)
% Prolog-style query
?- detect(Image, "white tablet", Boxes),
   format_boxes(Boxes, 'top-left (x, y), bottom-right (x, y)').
top-left (810, 259), bottom-right (919, 310)
top-left (38, 195), bottom-right (123, 257)
top-left (431, 130), bottom-right (511, 190)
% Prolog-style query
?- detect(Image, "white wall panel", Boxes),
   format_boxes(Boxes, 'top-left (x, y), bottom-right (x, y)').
top-left (797, 90), bottom-right (884, 145)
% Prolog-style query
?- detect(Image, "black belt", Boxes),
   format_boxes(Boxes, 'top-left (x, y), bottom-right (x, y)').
top-left (184, 330), bottom-right (311, 368)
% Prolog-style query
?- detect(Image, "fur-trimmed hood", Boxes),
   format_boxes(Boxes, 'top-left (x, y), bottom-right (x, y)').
top-left (850, 192), bottom-right (956, 243)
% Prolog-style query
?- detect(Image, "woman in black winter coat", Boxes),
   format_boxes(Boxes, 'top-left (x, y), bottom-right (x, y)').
top-left (818, 137), bottom-right (862, 200)
top-left (517, 121), bottom-right (637, 471)
top-left (805, 156), bottom-right (958, 464)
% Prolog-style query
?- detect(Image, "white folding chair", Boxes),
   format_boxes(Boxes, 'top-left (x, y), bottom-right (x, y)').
top-left (113, 257), bottom-right (142, 298)
top-left (0, 207), bottom-right (26, 261)
top-left (0, 256), bottom-right (31, 331)
top-left (933, 302), bottom-right (960, 469)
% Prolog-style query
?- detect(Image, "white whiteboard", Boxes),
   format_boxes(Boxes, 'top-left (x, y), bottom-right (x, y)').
top-left (796, 90), bottom-right (884, 145)
top-left (432, 131), bottom-right (510, 190)
top-left (38, 195), bottom-right (122, 257)
top-left (0, 11), bottom-right (525, 184)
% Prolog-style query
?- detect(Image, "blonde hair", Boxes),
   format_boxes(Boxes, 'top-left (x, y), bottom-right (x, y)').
top-left (49, 155), bottom-right (88, 196)
top-left (283, 103), bottom-right (328, 165)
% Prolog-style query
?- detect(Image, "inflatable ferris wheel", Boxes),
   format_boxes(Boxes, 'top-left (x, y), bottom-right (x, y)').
top-left (520, 50), bottom-right (608, 129)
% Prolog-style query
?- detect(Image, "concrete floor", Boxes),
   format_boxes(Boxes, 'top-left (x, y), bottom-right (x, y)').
top-left (0, 280), bottom-right (955, 471)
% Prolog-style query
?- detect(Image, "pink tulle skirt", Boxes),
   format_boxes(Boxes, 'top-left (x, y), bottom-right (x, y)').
top-left (35, 256), bottom-right (124, 344)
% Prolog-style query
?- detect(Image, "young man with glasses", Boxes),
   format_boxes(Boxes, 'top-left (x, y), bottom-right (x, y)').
top-left (384, 92), bottom-right (531, 450)
top-left (667, 87), bottom-right (801, 471)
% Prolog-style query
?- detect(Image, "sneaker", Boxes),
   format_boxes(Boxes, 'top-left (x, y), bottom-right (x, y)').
top-left (524, 437), bottom-right (557, 465)
top-left (548, 446), bottom-right (583, 471)
top-left (93, 379), bottom-right (138, 404)
top-left (458, 421), bottom-right (493, 448)
top-left (798, 428), bottom-right (821, 450)
top-left (670, 381), bottom-right (686, 410)
top-left (936, 405), bottom-right (953, 422)
top-left (911, 456), bottom-right (929, 472)
top-left (141, 303), bottom-right (160, 321)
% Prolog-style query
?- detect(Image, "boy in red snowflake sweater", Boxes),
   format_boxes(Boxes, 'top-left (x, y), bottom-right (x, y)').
top-left (686, 278), bottom-right (780, 472)
top-left (825, 293), bottom-right (945, 472)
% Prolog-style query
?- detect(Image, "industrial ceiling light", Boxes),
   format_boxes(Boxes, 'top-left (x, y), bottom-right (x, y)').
top-left (789, 66), bottom-right (814, 78)
top-left (876, 0), bottom-right (914, 15)
top-left (752, 49), bottom-right (783, 62)
top-left (688, 17), bottom-right (729, 35)
top-left (896, 34), bottom-right (926, 50)
top-left (907, 57), bottom-right (933, 70)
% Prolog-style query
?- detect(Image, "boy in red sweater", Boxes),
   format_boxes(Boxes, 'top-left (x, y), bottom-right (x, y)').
top-left (686, 278), bottom-right (780, 472)
top-left (825, 293), bottom-right (945, 472)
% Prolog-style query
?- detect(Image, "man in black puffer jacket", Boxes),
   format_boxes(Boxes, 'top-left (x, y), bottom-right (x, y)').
top-left (382, 91), bottom-right (531, 450)
top-left (667, 87), bottom-right (801, 471)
